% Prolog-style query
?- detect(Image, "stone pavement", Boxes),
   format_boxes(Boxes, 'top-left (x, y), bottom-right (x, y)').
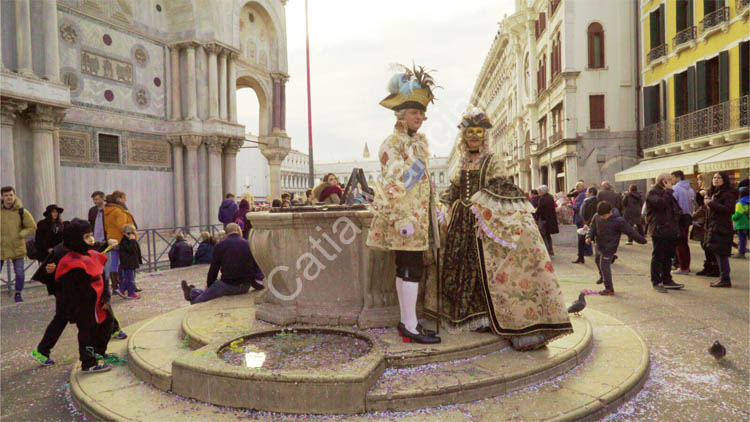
top-left (0, 238), bottom-right (748, 421)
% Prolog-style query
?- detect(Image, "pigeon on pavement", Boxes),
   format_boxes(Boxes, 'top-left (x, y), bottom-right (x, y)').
top-left (708, 340), bottom-right (726, 360)
top-left (567, 292), bottom-right (586, 316)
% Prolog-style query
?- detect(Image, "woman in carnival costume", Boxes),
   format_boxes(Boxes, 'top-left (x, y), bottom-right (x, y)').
top-left (366, 65), bottom-right (441, 344)
top-left (435, 107), bottom-right (572, 351)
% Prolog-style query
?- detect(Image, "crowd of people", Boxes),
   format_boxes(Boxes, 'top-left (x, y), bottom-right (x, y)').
top-left (538, 171), bottom-right (748, 295)
top-left (0, 185), bottom-right (268, 374)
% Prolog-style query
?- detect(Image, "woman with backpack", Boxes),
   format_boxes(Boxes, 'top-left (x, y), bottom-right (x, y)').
top-left (231, 199), bottom-right (252, 238)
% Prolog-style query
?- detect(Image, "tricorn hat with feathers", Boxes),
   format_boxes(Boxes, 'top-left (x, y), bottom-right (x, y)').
top-left (380, 63), bottom-right (439, 111)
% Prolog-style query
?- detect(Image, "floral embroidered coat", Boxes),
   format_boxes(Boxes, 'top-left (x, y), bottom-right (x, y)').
top-left (424, 154), bottom-right (572, 341)
top-left (366, 122), bottom-right (438, 251)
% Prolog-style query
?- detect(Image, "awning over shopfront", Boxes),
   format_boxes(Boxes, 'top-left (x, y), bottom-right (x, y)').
top-left (614, 147), bottom-right (731, 182)
top-left (696, 143), bottom-right (750, 174)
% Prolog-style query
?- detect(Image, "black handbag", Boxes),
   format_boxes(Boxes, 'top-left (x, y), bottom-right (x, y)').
top-left (679, 213), bottom-right (693, 228)
top-left (25, 238), bottom-right (38, 260)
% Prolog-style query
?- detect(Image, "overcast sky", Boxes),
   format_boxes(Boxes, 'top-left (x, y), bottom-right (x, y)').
top-left (236, 0), bottom-right (515, 162)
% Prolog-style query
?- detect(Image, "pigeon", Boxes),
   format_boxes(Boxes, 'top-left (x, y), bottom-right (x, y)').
top-left (567, 292), bottom-right (586, 316)
top-left (708, 340), bottom-right (726, 360)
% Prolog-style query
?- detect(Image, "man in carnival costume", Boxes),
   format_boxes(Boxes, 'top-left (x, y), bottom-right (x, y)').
top-left (434, 107), bottom-right (572, 351)
top-left (366, 65), bottom-right (441, 344)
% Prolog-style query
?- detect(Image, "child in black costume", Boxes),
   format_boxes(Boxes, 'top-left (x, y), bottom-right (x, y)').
top-left (55, 219), bottom-right (114, 373)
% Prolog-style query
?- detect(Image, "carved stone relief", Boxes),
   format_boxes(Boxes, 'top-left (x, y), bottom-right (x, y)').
top-left (126, 138), bottom-right (171, 168)
top-left (81, 51), bottom-right (133, 85)
top-left (59, 130), bottom-right (93, 162)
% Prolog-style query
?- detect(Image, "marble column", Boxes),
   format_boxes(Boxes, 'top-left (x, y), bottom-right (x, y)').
top-left (271, 74), bottom-right (281, 130)
top-left (168, 136), bottom-right (185, 227)
top-left (280, 76), bottom-right (287, 130)
top-left (223, 138), bottom-right (243, 196)
top-left (27, 105), bottom-right (64, 216)
top-left (182, 135), bottom-right (201, 226)
top-left (53, 129), bottom-right (61, 204)
top-left (15, 0), bottom-right (34, 77)
top-left (205, 136), bottom-right (225, 225)
top-left (228, 53), bottom-right (237, 123)
top-left (206, 44), bottom-right (220, 120)
top-left (169, 46), bottom-right (181, 120)
top-left (185, 44), bottom-right (198, 120)
top-left (218, 51), bottom-right (228, 120)
top-left (0, 17), bottom-right (5, 72)
top-left (42, 0), bottom-right (60, 82)
top-left (0, 101), bottom-right (27, 188)
top-left (260, 147), bottom-right (289, 201)
top-left (530, 157), bottom-right (540, 189)
top-left (197, 141), bottom-right (208, 226)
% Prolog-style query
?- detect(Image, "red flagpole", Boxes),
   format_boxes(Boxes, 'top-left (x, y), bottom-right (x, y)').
top-left (305, 0), bottom-right (314, 187)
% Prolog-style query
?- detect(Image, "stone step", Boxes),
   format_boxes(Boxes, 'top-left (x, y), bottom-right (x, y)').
top-left (127, 306), bottom-right (192, 391)
top-left (70, 309), bottom-right (649, 421)
top-left (365, 316), bottom-right (593, 412)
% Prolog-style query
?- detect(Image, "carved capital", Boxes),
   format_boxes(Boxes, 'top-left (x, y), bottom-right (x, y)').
top-left (203, 42), bottom-right (222, 56)
top-left (167, 135), bottom-right (183, 147)
top-left (270, 72), bottom-right (289, 84)
top-left (224, 138), bottom-right (244, 154)
top-left (181, 134), bottom-right (202, 149)
top-left (203, 135), bottom-right (226, 154)
top-left (0, 101), bottom-right (28, 126)
top-left (26, 105), bottom-right (66, 132)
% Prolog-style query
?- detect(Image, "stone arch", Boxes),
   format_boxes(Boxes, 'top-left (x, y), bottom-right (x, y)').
top-left (236, 72), bottom-right (272, 136)
top-left (237, 1), bottom-right (286, 72)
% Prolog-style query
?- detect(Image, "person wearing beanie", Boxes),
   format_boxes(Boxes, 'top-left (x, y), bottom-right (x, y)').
top-left (54, 219), bottom-right (115, 373)
top-left (366, 64), bottom-right (441, 344)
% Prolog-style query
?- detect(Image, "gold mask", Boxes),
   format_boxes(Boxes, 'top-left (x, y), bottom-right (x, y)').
top-left (464, 127), bottom-right (485, 142)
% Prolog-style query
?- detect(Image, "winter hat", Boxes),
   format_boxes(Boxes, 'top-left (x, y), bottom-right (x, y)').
top-left (43, 204), bottom-right (64, 218)
top-left (380, 63), bottom-right (438, 111)
top-left (62, 218), bottom-right (92, 254)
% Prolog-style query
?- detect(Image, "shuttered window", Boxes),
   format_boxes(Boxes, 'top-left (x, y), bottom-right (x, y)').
top-left (644, 85), bottom-right (661, 126)
top-left (587, 23), bottom-right (605, 68)
top-left (740, 41), bottom-right (749, 97)
top-left (589, 95), bottom-right (605, 129)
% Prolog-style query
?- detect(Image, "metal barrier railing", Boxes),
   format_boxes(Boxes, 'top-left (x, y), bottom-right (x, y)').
top-left (2, 223), bottom-right (225, 296)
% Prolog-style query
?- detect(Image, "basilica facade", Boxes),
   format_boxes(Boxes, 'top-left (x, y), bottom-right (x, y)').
top-left (1, 0), bottom-right (291, 228)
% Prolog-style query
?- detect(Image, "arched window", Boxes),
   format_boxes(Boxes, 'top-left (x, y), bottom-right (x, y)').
top-left (587, 23), bottom-right (605, 68)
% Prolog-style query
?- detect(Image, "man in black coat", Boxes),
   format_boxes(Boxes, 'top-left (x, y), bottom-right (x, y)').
top-left (180, 223), bottom-right (262, 304)
top-left (646, 173), bottom-right (685, 292)
top-left (597, 181), bottom-right (623, 217)
top-left (534, 185), bottom-right (559, 256)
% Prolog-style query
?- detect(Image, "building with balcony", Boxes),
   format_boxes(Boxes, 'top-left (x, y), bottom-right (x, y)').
top-left (616, 0), bottom-right (749, 186)
top-left (459, 0), bottom-right (640, 194)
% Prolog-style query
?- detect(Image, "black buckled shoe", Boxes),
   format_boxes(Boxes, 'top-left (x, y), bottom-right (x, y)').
top-left (710, 280), bottom-right (732, 288)
top-left (397, 322), bottom-right (436, 338)
top-left (398, 323), bottom-right (441, 344)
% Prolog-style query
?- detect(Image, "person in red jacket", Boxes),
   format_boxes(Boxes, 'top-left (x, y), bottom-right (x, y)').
top-left (56, 219), bottom-right (114, 373)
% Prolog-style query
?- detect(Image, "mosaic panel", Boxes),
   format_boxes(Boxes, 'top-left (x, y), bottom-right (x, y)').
top-left (58, 10), bottom-right (166, 119)
top-left (59, 129), bottom-right (92, 162)
top-left (80, 50), bottom-right (133, 84)
top-left (126, 138), bottom-right (171, 168)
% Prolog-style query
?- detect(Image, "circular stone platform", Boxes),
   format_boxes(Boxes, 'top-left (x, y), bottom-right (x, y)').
top-left (71, 292), bottom-right (650, 421)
